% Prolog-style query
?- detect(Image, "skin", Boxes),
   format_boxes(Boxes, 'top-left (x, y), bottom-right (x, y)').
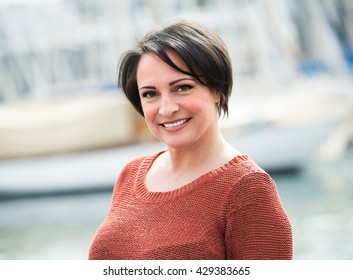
top-left (136, 50), bottom-right (240, 192)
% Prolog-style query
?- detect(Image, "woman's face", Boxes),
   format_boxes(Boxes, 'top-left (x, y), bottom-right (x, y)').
top-left (136, 51), bottom-right (220, 150)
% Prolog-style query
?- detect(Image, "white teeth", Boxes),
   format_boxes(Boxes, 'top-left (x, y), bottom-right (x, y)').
top-left (163, 119), bottom-right (188, 128)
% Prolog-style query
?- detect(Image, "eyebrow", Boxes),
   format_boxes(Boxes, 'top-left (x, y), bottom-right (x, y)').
top-left (139, 78), bottom-right (195, 90)
top-left (169, 78), bottom-right (195, 86)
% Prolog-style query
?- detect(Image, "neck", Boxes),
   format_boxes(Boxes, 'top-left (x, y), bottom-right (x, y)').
top-left (166, 129), bottom-right (235, 175)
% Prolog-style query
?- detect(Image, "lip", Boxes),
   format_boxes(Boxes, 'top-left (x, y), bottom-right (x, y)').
top-left (159, 118), bottom-right (192, 131)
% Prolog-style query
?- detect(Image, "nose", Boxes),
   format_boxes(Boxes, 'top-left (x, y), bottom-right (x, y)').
top-left (158, 94), bottom-right (179, 117)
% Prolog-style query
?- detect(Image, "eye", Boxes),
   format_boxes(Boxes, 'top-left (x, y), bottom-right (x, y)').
top-left (176, 85), bottom-right (192, 92)
top-left (141, 91), bottom-right (158, 99)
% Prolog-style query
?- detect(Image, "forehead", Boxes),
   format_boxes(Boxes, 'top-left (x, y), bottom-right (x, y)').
top-left (137, 51), bottom-right (189, 81)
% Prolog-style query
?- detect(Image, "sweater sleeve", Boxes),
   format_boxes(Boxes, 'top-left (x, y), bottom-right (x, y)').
top-left (225, 172), bottom-right (293, 260)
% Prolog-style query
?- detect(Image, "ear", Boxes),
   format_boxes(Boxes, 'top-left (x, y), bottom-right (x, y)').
top-left (214, 91), bottom-right (221, 104)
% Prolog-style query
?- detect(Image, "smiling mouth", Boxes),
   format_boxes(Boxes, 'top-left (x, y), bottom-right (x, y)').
top-left (161, 118), bottom-right (191, 128)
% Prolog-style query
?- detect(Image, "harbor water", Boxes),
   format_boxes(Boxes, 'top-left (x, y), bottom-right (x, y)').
top-left (0, 147), bottom-right (352, 260)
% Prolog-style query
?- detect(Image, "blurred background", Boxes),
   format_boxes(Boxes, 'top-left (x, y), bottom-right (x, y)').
top-left (0, 0), bottom-right (352, 259)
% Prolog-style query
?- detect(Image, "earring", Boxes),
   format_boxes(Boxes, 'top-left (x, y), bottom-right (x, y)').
top-left (216, 100), bottom-right (220, 108)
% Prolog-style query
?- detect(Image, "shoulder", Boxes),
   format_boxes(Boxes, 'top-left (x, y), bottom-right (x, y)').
top-left (119, 155), bottom-right (146, 177)
top-left (223, 158), bottom-right (293, 259)
top-left (220, 154), bottom-right (271, 186)
top-left (110, 151), bottom-right (162, 200)
top-left (117, 151), bottom-right (163, 179)
top-left (223, 155), bottom-right (279, 210)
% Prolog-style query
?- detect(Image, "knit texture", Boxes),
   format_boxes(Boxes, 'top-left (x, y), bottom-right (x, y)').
top-left (88, 152), bottom-right (293, 260)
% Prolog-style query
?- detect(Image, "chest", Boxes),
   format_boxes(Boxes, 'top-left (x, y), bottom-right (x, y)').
top-left (93, 196), bottom-right (226, 259)
top-left (145, 169), bottom-right (203, 192)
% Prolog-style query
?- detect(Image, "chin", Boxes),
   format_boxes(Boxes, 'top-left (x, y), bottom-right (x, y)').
top-left (163, 138), bottom-right (195, 149)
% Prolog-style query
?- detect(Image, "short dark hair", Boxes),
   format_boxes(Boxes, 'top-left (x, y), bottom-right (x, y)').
top-left (117, 19), bottom-right (233, 117)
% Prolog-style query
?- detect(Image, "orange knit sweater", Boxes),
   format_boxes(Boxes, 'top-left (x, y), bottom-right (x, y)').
top-left (89, 152), bottom-right (293, 260)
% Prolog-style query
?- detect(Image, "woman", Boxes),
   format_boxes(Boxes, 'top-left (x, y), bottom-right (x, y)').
top-left (89, 20), bottom-right (293, 260)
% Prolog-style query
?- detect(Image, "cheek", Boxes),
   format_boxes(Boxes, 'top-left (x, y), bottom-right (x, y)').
top-left (180, 96), bottom-right (203, 113)
top-left (141, 104), bottom-right (157, 126)
top-left (184, 95), bottom-right (216, 116)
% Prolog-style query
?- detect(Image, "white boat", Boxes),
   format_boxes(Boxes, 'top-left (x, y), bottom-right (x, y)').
top-left (224, 120), bottom-right (344, 173)
top-left (0, 119), bottom-right (343, 199)
top-left (0, 91), bottom-right (136, 159)
top-left (0, 141), bottom-right (165, 199)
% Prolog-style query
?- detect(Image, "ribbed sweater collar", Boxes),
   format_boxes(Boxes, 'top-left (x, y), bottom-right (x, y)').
top-left (134, 151), bottom-right (250, 203)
